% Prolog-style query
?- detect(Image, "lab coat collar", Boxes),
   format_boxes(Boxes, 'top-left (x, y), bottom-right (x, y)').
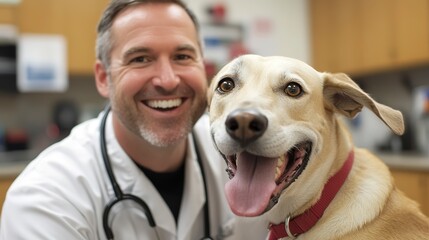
top-left (103, 112), bottom-right (206, 238)
top-left (177, 133), bottom-right (206, 239)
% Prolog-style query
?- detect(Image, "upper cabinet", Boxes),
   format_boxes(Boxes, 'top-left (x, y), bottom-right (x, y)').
top-left (393, 0), bottom-right (429, 66)
top-left (310, 0), bottom-right (429, 76)
top-left (61, 0), bottom-right (108, 75)
top-left (0, 0), bottom-right (109, 75)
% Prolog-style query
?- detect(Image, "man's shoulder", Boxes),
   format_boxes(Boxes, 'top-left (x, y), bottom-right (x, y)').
top-left (14, 118), bottom-right (103, 187)
top-left (194, 112), bottom-right (210, 130)
top-left (192, 113), bottom-right (226, 178)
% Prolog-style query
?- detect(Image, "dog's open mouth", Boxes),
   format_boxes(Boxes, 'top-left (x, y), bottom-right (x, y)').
top-left (224, 141), bottom-right (312, 217)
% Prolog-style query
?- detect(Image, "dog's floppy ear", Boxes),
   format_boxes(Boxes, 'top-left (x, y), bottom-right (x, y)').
top-left (323, 72), bottom-right (404, 135)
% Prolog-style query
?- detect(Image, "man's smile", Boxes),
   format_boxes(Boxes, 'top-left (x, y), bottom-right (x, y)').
top-left (143, 98), bottom-right (185, 111)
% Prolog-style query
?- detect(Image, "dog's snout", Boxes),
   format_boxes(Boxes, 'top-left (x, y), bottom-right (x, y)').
top-left (225, 109), bottom-right (268, 146)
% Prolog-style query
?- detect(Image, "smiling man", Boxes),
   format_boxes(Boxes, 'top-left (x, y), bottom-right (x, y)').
top-left (0, 1), bottom-right (268, 239)
top-left (94, 2), bottom-right (207, 171)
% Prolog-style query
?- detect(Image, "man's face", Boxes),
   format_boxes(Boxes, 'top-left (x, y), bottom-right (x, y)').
top-left (106, 3), bottom-right (207, 147)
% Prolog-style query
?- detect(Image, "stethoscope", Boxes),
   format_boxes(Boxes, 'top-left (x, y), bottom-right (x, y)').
top-left (100, 105), bottom-right (212, 240)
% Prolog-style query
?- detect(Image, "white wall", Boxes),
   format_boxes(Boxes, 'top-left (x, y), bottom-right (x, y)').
top-left (184, 0), bottom-right (311, 64)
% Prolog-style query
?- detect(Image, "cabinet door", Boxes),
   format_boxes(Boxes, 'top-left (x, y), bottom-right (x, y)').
top-left (15, 0), bottom-right (109, 74)
top-left (310, 0), bottom-right (335, 72)
top-left (17, 0), bottom-right (65, 34)
top-left (64, 0), bottom-right (108, 74)
top-left (361, 0), bottom-right (394, 73)
top-left (0, 6), bottom-right (17, 25)
top-left (330, 0), bottom-right (362, 74)
top-left (390, 170), bottom-right (429, 216)
top-left (311, 0), bottom-right (362, 74)
top-left (0, 177), bottom-right (15, 216)
top-left (393, 0), bottom-right (429, 67)
top-left (311, 0), bottom-right (429, 75)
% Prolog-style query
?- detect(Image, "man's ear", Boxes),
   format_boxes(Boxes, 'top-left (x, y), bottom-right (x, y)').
top-left (94, 60), bottom-right (110, 98)
top-left (323, 72), bottom-right (405, 135)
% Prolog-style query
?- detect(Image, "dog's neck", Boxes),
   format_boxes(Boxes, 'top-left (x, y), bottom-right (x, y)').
top-left (268, 151), bottom-right (354, 239)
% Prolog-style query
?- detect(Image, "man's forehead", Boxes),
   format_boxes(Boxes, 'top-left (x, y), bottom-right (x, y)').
top-left (113, 3), bottom-right (192, 29)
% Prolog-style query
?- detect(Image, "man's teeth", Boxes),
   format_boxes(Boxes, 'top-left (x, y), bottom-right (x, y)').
top-left (147, 98), bottom-right (182, 109)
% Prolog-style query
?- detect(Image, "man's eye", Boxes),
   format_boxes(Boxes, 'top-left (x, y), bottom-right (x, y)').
top-left (130, 56), bottom-right (148, 63)
top-left (175, 54), bottom-right (192, 61)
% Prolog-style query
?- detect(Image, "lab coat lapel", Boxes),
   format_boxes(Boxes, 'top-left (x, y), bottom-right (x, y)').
top-left (105, 113), bottom-right (205, 238)
top-left (177, 135), bottom-right (206, 239)
top-left (104, 113), bottom-right (177, 236)
top-left (127, 135), bottom-right (206, 238)
top-left (131, 168), bottom-right (177, 235)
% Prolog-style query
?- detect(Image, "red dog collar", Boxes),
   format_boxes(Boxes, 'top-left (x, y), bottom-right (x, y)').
top-left (268, 151), bottom-right (354, 239)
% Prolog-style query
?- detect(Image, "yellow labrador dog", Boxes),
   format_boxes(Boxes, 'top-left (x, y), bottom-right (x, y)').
top-left (207, 54), bottom-right (429, 239)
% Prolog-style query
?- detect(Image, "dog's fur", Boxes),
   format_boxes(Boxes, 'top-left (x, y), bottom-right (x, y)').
top-left (207, 55), bottom-right (429, 239)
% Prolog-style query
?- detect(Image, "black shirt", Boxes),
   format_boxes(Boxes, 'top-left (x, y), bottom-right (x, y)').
top-left (138, 163), bottom-right (185, 223)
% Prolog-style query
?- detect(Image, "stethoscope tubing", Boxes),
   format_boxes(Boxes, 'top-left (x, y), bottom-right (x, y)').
top-left (99, 104), bottom-right (211, 240)
top-left (100, 105), bottom-right (156, 239)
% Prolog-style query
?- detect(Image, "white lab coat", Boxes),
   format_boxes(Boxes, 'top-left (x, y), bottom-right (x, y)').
top-left (0, 111), bottom-right (268, 240)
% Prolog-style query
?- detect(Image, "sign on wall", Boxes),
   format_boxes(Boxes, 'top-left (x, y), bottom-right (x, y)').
top-left (17, 34), bottom-right (68, 92)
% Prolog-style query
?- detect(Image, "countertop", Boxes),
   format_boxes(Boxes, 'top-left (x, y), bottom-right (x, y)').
top-left (1, 150), bottom-right (429, 179)
top-left (377, 152), bottom-right (429, 171)
top-left (0, 149), bottom-right (40, 179)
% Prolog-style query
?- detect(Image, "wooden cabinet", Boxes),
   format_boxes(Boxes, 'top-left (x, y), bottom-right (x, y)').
top-left (17, 0), bottom-right (65, 34)
top-left (0, 0), bottom-right (109, 75)
top-left (359, 0), bottom-right (394, 73)
top-left (393, 0), bottom-right (429, 67)
top-left (62, 0), bottom-right (108, 74)
top-left (0, 6), bottom-right (17, 25)
top-left (0, 177), bottom-right (15, 216)
top-left (310, 0), bottom-right (429, 75)
top-left (311, 0), bottom-right (362, 74)
top-left (390, 169), bottom-right (429, 216)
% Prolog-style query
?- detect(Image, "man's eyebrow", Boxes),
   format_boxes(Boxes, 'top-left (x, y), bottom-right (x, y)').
top-left (122, 44), bottom-right (198, 60)
top-left (123, 47), bottom-right (151, 59)
top-left (176, 44), bottom-right (198, 53)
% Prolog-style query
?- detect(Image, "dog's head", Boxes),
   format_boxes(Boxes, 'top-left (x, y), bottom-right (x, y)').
top-left (207, 54), bottom-right (404, 218)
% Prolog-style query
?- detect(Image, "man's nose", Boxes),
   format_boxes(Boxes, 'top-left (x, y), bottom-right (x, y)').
top-left (152, 58), bottom-right (180, 91)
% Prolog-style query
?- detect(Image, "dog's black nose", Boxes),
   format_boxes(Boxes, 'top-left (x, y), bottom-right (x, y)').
top-left (225, 108), bottom-right (268, 146)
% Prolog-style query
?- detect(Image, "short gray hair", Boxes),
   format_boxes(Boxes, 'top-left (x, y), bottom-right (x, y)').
top-left (96, 0), bottom-right (201, 70)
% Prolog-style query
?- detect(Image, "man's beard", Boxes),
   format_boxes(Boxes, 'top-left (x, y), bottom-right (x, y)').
top-left (108, 78), bottom-right (206, 148)
top-left (111, 96), bottom-right (205, 148)
top-left (137, 118), bottom-right (193, 147)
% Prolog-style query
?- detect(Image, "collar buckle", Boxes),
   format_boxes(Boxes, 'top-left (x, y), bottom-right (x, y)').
top-left (285, 215), bottom-right (296, 238)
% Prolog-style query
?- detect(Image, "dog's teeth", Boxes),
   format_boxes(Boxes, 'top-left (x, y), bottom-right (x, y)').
top-left (277, 155), bottom-right (285, 166)
top-left (275, 156), bottom-right (285, 180)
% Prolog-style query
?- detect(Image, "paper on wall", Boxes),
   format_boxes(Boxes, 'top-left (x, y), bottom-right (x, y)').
top-left (17, 34), bottom-right (68, 92)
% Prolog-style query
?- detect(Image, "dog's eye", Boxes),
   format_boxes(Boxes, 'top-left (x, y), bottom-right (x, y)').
top-left (217, 78), bottom-right (235, 93)
top-left (285, 82), bottom-right (303, 97)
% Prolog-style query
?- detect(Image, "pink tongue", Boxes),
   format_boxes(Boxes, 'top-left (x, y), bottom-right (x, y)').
top-left (225, 152), bottom-right (277, 217)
